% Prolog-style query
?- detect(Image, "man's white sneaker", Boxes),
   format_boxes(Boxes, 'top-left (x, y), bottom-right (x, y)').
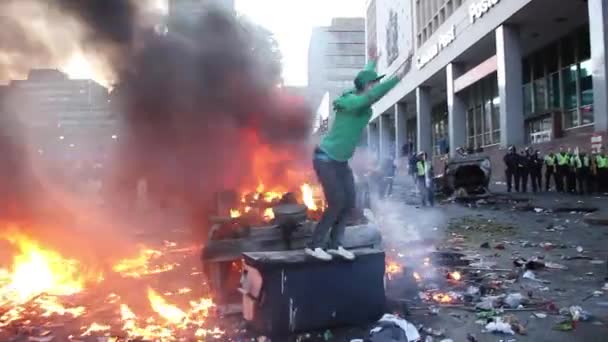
top-left (327, 246), bottom-right (355, 261)
top-left (304, 247), bottom-right (332, 261)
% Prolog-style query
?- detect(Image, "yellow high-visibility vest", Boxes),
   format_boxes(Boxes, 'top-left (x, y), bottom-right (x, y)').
top-left (416, 161), bottom-right (426, 176)
top-left (544, 155), bottom-right (556, 166)
top-left (557, 153), bottom-right (569, 166)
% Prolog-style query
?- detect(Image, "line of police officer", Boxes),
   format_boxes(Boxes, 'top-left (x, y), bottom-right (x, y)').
top-left (504, 146), bottom-right (608, 194)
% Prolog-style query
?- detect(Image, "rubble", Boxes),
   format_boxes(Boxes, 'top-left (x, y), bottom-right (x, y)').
top-left (484, 317), bottom-right (515, 335)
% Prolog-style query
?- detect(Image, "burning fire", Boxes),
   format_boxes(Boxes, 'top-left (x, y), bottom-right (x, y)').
top-left (0, 232), bottom-right (90, 305)
top-left (385, 260), bottom-right (403, 280)
top-left (112, 247), bottom-right (178, 278)
top-left (263, 207), bottom-right (275, 221)
top-left (0, 230), bottom-right (222, 340)
top-left (230, 209), bottom-right (242, 218)
top-left (301, 183), bottom-right (318, 211)
top-left (148, 288), bottom-right (186, 324)
top-left (449, 271), bottom-right (462, 281)
top-left (431, 292), bottom-right (455, 304)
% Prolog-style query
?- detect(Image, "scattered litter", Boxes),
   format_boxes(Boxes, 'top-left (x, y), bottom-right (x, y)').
top-left (368, 314), bottom-right (420, 342)
top-left (495, 243), bottom-right (506, 250)
top-left (523, 270), bottom-right (537, 280)
top-left (533, 313), bottom-right (547, 319)
top-left (539, 242), bottom-right (554, 251)
top-left (424, 336), bottom-right (434, 342)
top-left (590, 260), bottom-right (605, 265)
top-left (323, 330), bottom-right (333, 341)
top-left (576, 246), bottom-right (584, 253)
top-left (503, 315), bottom-right (527, 335)
top-left (545, 262), bottom-right (568, 270)
top-left (504, 293), bottom-right (526, 309)
top-left (480, 242), bottom-right (490, 249)
top-left (602, 283), bottom-right (608, 291)
top-left (466, 333), bottom-right (478, 342)
top-left (439, 339), bottom-right (453, 342)
top-left (554, 321), bottom-right (574, 331)
top-left (593, 291), bottom-right (603, 297)
top-left (534, 208), bottom-right (544, 213)
top-left (485, 317), bottom-right (515, 335)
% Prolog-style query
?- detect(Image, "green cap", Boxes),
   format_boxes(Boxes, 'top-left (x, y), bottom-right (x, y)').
top-left (354, 70), bottom-right (385, 90)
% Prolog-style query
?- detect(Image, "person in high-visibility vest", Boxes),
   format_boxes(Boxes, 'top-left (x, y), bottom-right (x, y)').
top-left (596, 147), bottom-right (608, 193)
top-left (574, 151), bottom-right (591, 194)
top-left (544, 150), bottom-right (557, 191)
top-left (416, 152), bottom-right (434, 206)
top-left (555, 147), bottom-right (569, 193)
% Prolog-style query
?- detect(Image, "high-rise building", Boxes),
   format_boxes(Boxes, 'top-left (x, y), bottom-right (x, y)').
top-left (4, 69), bottom-right (116, 160)
top-left (366, 0), bottom-right (603, 182)
top-left (308, 18), bottom-right (366, 132)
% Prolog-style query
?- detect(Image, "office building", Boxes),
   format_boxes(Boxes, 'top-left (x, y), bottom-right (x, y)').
top-left (366, 0), bottom-right (604, 180)
top-left (308, 18), bottom-right (366, 132)
top-left (4, 69), bottom-right (116, 160)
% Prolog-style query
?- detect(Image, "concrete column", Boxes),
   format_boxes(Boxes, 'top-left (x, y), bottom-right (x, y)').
top-left (416, 87), bottom-right (432, 155)
top-left (394, 102), bottom-right (408, 158)
top-left (589, 0), bottom-right (608, 132)
top-left (379, 113), bottom-right (391, 160)
top-left (496, 25), bottom-right (524, 147)
top-left (447, 63), bottom-right (467, 157)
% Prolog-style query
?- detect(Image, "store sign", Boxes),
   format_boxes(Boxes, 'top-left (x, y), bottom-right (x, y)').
top-left (469, 0), bottom-right (500, 24)
top-left (415, 25), bottom-right (455, 69)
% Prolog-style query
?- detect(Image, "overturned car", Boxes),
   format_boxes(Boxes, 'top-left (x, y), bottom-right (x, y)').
top-left (437, 155), bottom-right (492, 197)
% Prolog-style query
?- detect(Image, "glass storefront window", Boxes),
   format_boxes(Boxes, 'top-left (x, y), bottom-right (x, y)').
top-left (580, 59), bottom-right (593, 107)
top-left (562, 64), bottom-right (577, 110)
top-left (523, 83), bottom-right (532, 116)
top-left (548, 72), bottom-right (560, 109)
top-left (533, 78), bottom-right (547, 112)
top-left (581, 105), bottom-right (594, 126)
top-left (564, 109), bottom-right (579, 129)
top-left (492, 96), bottom-right (500, 144)
top-left (465, 74), bottom-right (500, 147)
top-left (527, 116), bottom-right (552, 144)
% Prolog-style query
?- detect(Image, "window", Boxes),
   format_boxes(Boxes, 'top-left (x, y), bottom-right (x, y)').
top-left (548, 72), bottom-right (560, 109)
top-left (523, 83), bottom-right (532, 116)
top-left (466, 74), bottom-right (500, 147)
top-left (579, 59), bottom-right (593, 107)
top-left (527, 116), bottom-right (552, 144)
top-left (562, 64), bottom-right (577, 110)
top-left (533, 78), bottom-right (547, 112)
top-left (431, 104), bottom-right (448, 155)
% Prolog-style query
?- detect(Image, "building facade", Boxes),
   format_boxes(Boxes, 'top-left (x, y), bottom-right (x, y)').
top-left (167, 0), bottom-right (235, 32)
top-left (308, 18), bottom-right (366, 133)
top-left (366, 0), bottom-right (607, 181)
top-left (4, 69), bottom-right (116, 161)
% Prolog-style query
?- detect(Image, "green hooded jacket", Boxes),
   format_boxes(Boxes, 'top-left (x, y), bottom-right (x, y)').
top-left (319, 60), bottom-right (399, 162)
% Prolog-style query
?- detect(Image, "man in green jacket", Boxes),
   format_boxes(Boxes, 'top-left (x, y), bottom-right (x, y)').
top-left (305, 45), bottom-right (407, 261)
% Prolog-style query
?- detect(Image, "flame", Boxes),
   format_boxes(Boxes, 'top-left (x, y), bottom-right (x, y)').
top-left (431, 292), bottom-right (454, 304)
top-left (147, 288), bottom-right (186, 324)
top-left (0, 232), bottom-right (88, 305)
top-left (301, 183), bottom-right (318, 210)
top-left (112, 247), bottom-right (177, 278)
top-left (81, 322), bottom-right (111, 337)
top-left (385, 261), bottom-right (403, 275)
top-left (230, 209), bottom-right (242, 218)
top-left (449, 271), bottom-right (462, 281)
top-left (263, 208), bottom-right (275, 221)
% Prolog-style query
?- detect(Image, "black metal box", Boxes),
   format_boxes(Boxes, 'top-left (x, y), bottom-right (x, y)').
top-left (241, 248), bottom-right (385, 336)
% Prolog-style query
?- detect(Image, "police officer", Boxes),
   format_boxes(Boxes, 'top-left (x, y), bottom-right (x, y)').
top-left (544, 150), bottom-right (557, 191)
top-left (519, 147), bottom-right (533, 193)
top-left (531, 150), bottom-right (543, 193)
top-left (555, 147), bottom-right (569, 193)
top-left (596, 147), bottom-right (608, 193)
top-left (503, 146), bottom-right (519, 192)
top-left (574, 150), bottom-right (591, 195)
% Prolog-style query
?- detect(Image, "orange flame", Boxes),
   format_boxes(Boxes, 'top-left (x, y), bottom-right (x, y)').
top-left (147, 288), bottom-right (186, 324)
top-left (263, 208), bottom-right (275, 221)
top-left (230, 209), bottom-right (242, 218)
top-left (449, 271), bottom-right (462, 281)
top-left (301, 183), bottom-right (318, 210)
top-left (0, 232), bottom-right (89, 305)
top-left (112, 247), bottom-right (177, 279)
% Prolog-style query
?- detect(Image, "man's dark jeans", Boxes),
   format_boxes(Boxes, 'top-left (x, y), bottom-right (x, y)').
top-left (308, 156), bottom-right (355, 249)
